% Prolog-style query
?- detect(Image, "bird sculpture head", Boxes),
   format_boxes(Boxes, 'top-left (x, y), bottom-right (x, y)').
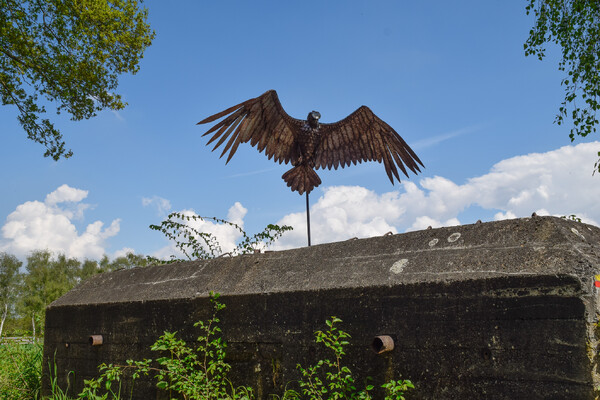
top-left (307, 111), bottom-right (321, 128)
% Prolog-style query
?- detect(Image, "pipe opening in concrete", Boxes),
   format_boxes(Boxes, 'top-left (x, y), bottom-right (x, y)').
top-left (480, 348), bottom-right (492, 360)
top-left (89, 335), bottom-right (103, 346)
top-left (372, 335), bottom-right (394, 354)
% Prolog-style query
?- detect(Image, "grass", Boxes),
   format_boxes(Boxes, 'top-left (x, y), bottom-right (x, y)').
top-left (0, 340), bottom-right (43, 400)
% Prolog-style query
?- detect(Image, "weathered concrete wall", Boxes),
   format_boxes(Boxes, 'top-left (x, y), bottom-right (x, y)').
top-left (43, 216), bottom-right (600, 399)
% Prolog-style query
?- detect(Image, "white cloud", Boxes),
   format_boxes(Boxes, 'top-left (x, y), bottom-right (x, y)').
top-left (272, 142), bottom-right (600, 249)
top-left (43, 184), bottom-right (91, 220)
top-left (408, 216), bottom-right (460, 231)
top-left (273, 186), bottom-right (400, 248)
top-left (142, 195), bottom-right (172, 216)
top-left (111, 109), bottom-right (124, 121)
top-left (0, 185), bottom-right (120, 260)
top-left (151, 202), bottom-right (249, 260)
top-left (4, 143), bottom-right (597, 261)
top-left (113, 247), bottom-right (136, 259)
top-left (45, 184), bottom-right (88, 205)
top-left (411, 124), bottom-right (483, 149)
top-left (493, 210), bottom-right (516, 220)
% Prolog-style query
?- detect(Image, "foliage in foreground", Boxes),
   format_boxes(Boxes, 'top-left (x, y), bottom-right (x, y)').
top-left (0, 340), bottom-right (42, 400)
top-left (38, 293), bottom-right (412, 399)
top-left (77, 292), bottom-right (254, 400)
top-left (293, 316), bottom-right (413, 400)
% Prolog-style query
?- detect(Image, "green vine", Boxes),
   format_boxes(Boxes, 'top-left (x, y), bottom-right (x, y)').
top-left (149, 212), bottom-right (292, 262)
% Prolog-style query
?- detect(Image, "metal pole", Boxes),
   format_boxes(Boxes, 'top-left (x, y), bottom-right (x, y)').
top-left (306, 191), bottom-right (311, 246)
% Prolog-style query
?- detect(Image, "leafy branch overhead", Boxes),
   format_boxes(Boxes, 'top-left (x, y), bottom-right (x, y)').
top-left (149, 212), bottom-right (293, 261)
top-left (0, 0), bottom-right (154, 160)
top-left (525, 0), bottom-right (600, 169)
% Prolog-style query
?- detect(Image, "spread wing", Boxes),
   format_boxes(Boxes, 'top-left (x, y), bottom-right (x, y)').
top-left (316, 106), bottom-right (424, 183)
top-left (197, 90), bottom-right (303, 165)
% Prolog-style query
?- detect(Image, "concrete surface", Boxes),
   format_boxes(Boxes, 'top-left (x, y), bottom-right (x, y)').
top-left (43, 216), bottom-right (600, 399)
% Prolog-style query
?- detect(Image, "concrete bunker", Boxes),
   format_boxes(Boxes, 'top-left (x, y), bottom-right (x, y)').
top-left (43, 216), bottom-right (600, 399)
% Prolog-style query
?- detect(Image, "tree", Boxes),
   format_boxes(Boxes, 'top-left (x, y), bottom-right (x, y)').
top-left (18, 250), bottom-right (80, 331)
top-left (80, 252), bottom-right (149, 279)
top-left (525, 0), bottom-right (600, 170)
top-left (80, 258), bottom-right (101, 281)
top-left (0, 252), bottom-right (22, 337)
top-left (0, 250), bottom-right (149, 333)
top-left (102, 252), bottom-right (150, 271)
top-left (0, 0), bottom-right (154, 160)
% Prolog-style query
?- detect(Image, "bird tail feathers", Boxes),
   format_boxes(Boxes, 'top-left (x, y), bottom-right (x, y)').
top-left (282, 165), bottom-right (322, 195)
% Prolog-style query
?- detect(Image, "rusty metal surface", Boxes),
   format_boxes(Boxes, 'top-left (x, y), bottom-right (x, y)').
top-left (197, 90), bottom-right (424, 195)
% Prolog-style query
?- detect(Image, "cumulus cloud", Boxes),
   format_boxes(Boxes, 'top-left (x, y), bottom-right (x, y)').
top-left (273, 186), bottom-right (400, 248)
top-left (151, 202), bottom-right (248, 260)
top-left (0, 185), bottom-right (120, 259)
top-left (142, 195), bottom-right (172, 216)
top-left (45, 184), bottom-right (88, 205)
top-left (113, 247), bottom-right (136, 259)
top-left (272, 142), bottom-right (600, 249)
top-left (4, 143), bottom-right (597, 260)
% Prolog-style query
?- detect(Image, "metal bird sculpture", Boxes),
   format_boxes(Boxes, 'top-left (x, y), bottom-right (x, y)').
top-left (197, 90), bottom-right (424, 245)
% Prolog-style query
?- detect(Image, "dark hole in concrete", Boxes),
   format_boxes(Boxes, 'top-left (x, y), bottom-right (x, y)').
top-left (481, 348), bottom-right (492, 360)
top-left (371, 335), bottom-right (394, 354)
top-left (372, 337), bottom-right (384, 353)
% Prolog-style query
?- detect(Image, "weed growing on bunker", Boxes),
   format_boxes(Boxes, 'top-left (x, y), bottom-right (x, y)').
top-left (44, 294), bottom-right (413, 399)
top-left (290, 316), bottom-right (413, 400)
top-left (74, 291), bottom-right (254, 400)
top-left (148, 213), bottom-right (292, 261)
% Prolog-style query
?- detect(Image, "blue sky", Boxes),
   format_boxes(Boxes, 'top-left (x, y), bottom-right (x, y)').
top-left (1, 1), bottom-right (599, 260)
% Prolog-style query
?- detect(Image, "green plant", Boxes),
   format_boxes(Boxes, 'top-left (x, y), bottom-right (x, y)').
top-left (381, 380), bottom-right (414, 400)
top-left (561, 214), bottom-right (582, 223)
top-left (1, 0), bottom-right (154, 160)
top-left (75, 363), bottom-right (132, 400)
top-left (0, 340), bottom-right (43, 400)
top-left (45, 300), bottom-right (412, 400)
top-left (47, 361), bottom-right (74, 400)
top-left (144, 291), bottom-right (248, 399)
top-left (295, 317), bottom-right (413, 400)
top-left (75, 292), bottom-right (254, 400)
top-left (524, 0), bottom-right (600, 173)
top-left (149, 212), bottom-right (292, 261)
